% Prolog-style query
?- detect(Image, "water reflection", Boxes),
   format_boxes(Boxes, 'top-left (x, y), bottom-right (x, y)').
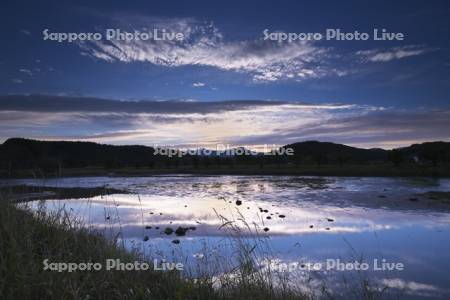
top-left (7, 175), bottom-right (450, 299)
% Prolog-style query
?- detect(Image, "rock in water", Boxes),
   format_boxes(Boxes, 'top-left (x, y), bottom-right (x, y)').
top-left (175, 227), bottom-right (188, 236)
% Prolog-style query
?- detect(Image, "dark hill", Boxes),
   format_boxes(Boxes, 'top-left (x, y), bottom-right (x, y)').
top-left (283, 141), bottom-right (388, 164)
top-left (0, 138), bottom-right (157, 169)
top-left (397, 141), bottom-right (450, 165)
top-left (1, 138), bottom-right (449, 174)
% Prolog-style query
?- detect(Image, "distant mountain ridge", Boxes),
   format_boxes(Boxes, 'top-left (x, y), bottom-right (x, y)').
top-left (0, 138), bottom-right (156, 169)
top-left (0, 138), bottom-right (449, 171)
top-left (283, 141), bottom-right (388, 163)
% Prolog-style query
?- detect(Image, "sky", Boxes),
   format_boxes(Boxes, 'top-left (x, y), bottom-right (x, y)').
top-left (1, 0), bottom-right (449, 149)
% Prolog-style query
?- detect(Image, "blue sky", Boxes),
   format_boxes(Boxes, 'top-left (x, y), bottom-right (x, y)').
top-left (1, 0), bottom-right (449, 148)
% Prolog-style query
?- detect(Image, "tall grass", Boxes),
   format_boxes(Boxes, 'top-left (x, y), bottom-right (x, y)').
top-left (0, 196), bottom-right (309, 299)
top-left (0, 200), bottom-right (203, 299)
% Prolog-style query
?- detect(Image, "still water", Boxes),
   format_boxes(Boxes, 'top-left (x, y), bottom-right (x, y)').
top-left (4, 175), bottom-right (450, 299)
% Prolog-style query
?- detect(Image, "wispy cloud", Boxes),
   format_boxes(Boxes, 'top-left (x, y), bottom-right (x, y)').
top-left (1, 95), bottom-right (449, 149)
top-left (192, 82), bottom-right (205, 87)
top-left (378, 278), bottom-right (444, 297)
top-left (19, 68), bottom-right (33, 76)
top-left (75, 16), bottom-right (435, 83)
top-left (78, 17), bottom-right (336, 83)
top-left (0, 95), bottom-right (288, 114)
top-left (236, 108), bottom-right (450, 148)
top-left (20, 29), bottom-right (31, 35)
top-left (357, 45), bottom-right (431, 62)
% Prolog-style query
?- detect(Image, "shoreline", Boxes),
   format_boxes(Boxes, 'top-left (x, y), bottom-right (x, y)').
top-left (2, 164), bottom-right (450, 179)
top-left (2, 180), bottom-right (449, 212)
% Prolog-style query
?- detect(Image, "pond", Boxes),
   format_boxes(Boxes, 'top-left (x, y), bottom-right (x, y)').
top-left (4, 175), bottom-right (450, 299)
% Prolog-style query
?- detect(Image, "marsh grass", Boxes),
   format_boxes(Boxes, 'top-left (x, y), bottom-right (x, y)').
top-left (207, 208), bottom-right (393, 300)
top-left (0, 191), bottom-right (309, 300)
top-left (0, 199), bottom-right (208, 299)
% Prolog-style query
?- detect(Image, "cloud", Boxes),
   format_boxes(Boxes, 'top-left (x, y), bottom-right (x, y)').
top-left (20, 29), bottom-right (31, 35)
top-left (229, 108), bottom-right (450, 148)
top-left (78, 17), bottom-right (334, 82)
top-left (0, 95), bottom-right (288, 114)
top-left (357, 45), bottom-right (430, 62)
top-left (378, 278), bottom-right (443, 297)
top-left (19, 69), bottom-right (33, 76)
top-left (192, 82), bottom-right (205, 87)
top-left (75, 16), bottom-right (433, 83)
top-left (11, 79), bottom-right (23, 84)
top-left (1, 95), bottom-right (449, 149)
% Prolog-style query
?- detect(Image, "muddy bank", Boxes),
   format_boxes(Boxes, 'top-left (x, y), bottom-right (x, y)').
top-left (0, 185), bottom-right (129, 202)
